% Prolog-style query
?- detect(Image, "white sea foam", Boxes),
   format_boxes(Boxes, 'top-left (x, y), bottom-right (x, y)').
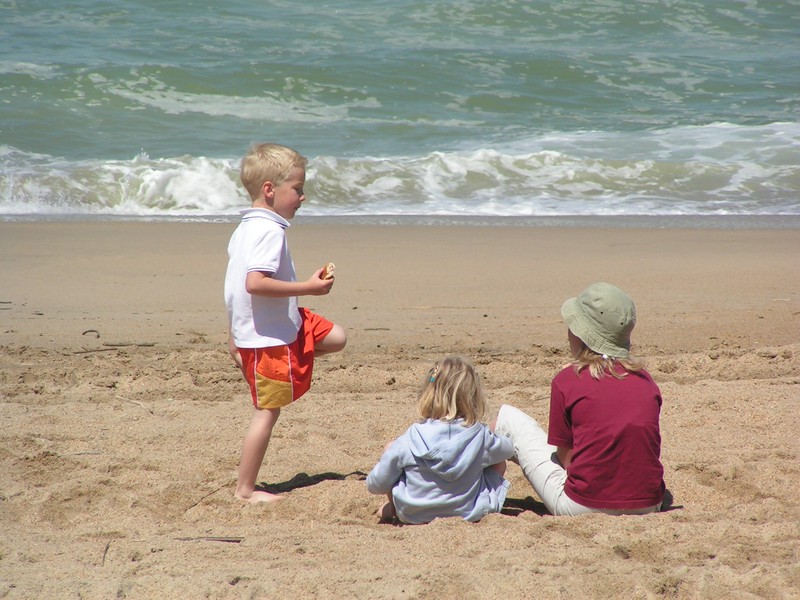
top-left (2, 117), bottom-right (798, 219)
top-left (0, 61), bottom-right (59, 79)
top-left (3, 126), bottom-right (798, 219)
top-left (96, 74), bottom-right (370, 122)
top-left (0, 150), bottom-right (245, 216)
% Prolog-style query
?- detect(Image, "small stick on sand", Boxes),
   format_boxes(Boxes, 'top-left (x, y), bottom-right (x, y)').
top-left (184, 481), bottom-right (236, 512)
top-left (117, 396), bottom-right (154, 415)
top-left (175, 536), bottom-right (243, 544)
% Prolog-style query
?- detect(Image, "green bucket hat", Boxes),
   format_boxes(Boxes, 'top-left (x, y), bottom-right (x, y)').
top-left (560, 282), bottom-right (636, 358)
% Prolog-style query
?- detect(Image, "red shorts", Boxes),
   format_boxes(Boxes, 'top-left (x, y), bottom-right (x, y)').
top-left (238, 308), bottom-right (334, 410)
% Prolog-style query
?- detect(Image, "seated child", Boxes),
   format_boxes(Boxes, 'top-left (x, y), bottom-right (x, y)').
top-left (367, 356), bottom-right (514, 524)
top-left (494, 282), bottom-right (665, 516)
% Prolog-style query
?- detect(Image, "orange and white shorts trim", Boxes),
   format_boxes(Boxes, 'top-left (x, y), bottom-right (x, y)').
top-left (238, 308), bottom-right (334, 410)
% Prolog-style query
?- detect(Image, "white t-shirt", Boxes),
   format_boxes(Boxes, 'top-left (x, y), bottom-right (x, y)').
top-left (224, 208), bottom-right (302, 348)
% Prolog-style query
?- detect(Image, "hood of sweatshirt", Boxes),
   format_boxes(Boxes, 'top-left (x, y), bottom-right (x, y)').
top-left (406, 419), bottom-right (489, 482)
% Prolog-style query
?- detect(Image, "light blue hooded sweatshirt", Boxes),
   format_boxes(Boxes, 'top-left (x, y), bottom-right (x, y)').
top-left (366, 419), bottom-right (515, 524)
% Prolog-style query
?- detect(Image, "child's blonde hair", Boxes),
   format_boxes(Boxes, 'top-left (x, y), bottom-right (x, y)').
top-left (417, 356), bottom-right (487, 426)
top-left (570, 341), bottom-right (647, 380)
top-left (240, 143), bottom-right (308, 201)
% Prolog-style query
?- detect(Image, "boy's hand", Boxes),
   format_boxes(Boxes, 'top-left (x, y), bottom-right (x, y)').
top-left (306, 268), bottom-right (335, 295)
top-left (228, 334), bottom-right (244, 373)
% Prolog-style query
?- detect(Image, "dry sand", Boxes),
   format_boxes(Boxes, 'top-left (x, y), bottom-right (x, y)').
top-left (1, 221), bottom-right (798, 599)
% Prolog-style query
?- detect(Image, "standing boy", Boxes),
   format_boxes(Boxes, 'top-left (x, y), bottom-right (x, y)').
top-left (224, 143), bottom-right (346, 503)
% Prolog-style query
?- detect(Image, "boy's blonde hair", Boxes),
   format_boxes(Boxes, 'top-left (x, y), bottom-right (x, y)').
top-left (417, 356), bottom-right (487, 426)
top-left (570, 342), bottom-right (647, 380)
top-left (240, 143), bottom-right (308, 201)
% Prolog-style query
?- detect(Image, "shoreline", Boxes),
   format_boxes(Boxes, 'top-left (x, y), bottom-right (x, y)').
top-left (2, 221), bottom-right (799, 352)
top-left (2, 221), bottom-right (798, 352)
top-left (2, 213), bottom-right (800, 229)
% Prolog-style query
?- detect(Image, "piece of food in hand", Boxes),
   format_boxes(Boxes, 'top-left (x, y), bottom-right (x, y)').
top-left (321, 262), bottom-right (336, 280)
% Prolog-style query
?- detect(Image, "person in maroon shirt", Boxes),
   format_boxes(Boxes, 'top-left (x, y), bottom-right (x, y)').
top-left (494, 282), bottom-right (665, 516)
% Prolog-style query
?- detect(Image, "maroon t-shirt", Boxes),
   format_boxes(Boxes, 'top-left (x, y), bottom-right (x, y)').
top-left (548, 365), bottom-right (665, 509)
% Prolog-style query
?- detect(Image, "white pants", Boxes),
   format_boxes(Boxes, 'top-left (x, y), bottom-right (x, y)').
top-left (494, 404), bottom-right (661, 516)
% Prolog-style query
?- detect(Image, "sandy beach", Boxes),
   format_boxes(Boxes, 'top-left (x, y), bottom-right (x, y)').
top-left (1, 221), bottom-right (798, 599)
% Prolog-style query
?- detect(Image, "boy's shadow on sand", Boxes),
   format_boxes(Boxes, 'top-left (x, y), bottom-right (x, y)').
top-left (502, 489), bottom-right (680, 517)
top-left (259, 471), bottom-right (367, 494)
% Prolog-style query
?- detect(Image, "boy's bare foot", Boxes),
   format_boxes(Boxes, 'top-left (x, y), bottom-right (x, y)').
top-left (235, 490), bottom-right (284, 504)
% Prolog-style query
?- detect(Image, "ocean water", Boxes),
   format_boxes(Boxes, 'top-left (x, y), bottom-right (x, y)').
top-left (1, 0), bottom-right (799, 222)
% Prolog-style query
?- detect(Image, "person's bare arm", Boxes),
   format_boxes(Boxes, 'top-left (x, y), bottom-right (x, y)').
top-left (556, 446), bottom-right (573, 469)
top-left (245, 268), bottom-right (333, 297)
top-left (228, 333), bottom-right (243, 371)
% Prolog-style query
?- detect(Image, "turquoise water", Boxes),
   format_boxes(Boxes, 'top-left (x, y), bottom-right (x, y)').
top-left (1, 0), bottom-right (799, 219)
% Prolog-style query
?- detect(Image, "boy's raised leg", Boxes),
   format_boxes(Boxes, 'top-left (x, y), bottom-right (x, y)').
top-left (314, 323), bottom-right (347, 355)
top-left (236, 407), bottom-right (282, 503)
